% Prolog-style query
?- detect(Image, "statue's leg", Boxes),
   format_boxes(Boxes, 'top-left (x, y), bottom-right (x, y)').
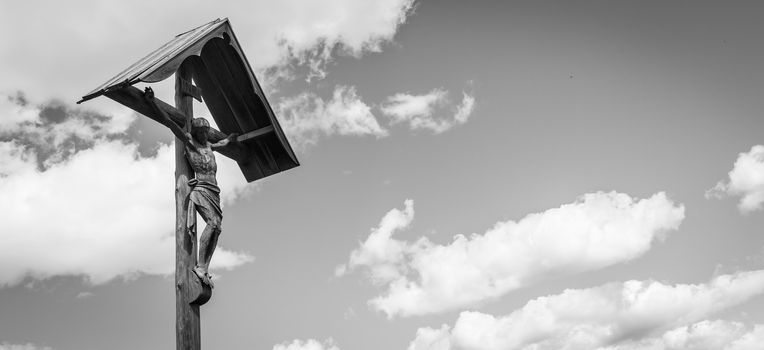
top-left (196, 204), bottom-right (222, 275)
top-left (200, 217), bottom-right (221, 271)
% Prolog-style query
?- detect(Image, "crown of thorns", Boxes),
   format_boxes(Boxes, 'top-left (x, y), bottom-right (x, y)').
top-left (191, 118), bottom-right (210, 129)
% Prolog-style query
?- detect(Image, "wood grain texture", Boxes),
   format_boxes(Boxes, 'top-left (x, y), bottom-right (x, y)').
top-left (238, 125), bottom-right (274, 143)
top-left (79, 19), bottom-right (299, 183)
top-left (178, 77), bottom-right (203, 102)
top-left (105, 85), bottom-right (246, 161)
top-left (174, 61), bottom-right (210, 350)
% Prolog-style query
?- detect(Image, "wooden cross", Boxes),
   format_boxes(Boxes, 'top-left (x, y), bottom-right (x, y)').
top-left (174, 62), bottom-right (209, 349)
top-left (79, 19), bottom-right (299, 350)
top-left (101, 64), bottom-right (219, 349)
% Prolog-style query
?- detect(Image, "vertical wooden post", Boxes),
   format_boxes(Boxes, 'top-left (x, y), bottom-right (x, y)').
top-left (175, 62), bottom-right (201, 350)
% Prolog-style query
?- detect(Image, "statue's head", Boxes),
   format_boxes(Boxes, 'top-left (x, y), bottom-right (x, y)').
top-left (191, 117), bottom-right (210, 143)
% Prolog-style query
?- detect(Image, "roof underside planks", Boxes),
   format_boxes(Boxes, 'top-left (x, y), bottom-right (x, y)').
top-left (79, 18), bottom-right (298, 183)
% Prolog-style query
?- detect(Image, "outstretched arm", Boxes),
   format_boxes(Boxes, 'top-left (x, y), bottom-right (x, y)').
top-left (211, 133), bottom-right (238, 151)
top-left (143, 87), bottom-right (193, 147)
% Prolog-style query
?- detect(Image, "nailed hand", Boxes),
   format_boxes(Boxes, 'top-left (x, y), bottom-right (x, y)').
top-left (144, 87), bottom-right (155, 100)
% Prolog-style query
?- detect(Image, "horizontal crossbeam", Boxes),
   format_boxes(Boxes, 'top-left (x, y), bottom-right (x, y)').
top-left (178, 77), bottom-right (203, 102)
top-left (105, 85), bottom-right (245, 161)
top-left (237, 125), bottom-right (274, 143)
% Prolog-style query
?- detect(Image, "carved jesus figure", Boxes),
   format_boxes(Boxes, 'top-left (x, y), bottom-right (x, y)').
top-left (144, 87), bottom-right (237, 287)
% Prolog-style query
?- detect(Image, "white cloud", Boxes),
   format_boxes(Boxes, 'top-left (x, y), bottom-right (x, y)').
top-left (263, 0), bottom-right (415, 83)
top-left (0, 95), bottom-right (136, 167)
top-left (0, 141), bottom-right (36, 177)
top-left (76, 291), bottom-right (94, 299)
top-left (382, 89), bottom-right (448, 123)
top-left (336, 199), bottom-right (415, 283)
top-left (0, 95), bottom-right (133, 138)
top-left (381, 89), bottom-right (476, 133)
top-left (727, 324), bottom-right (764, 350)
top-left (277, 85), bottom-right (387, 150)
top-left (0, 343), bottom-right (52, 350)
top-left (408, 270), bottom-right (764, 350)
top-left (338, 192), bottom-right (685, 318)
top-left (602, 320), bottom-right (764, 350)
top-left (407, 325), bottom-right (452, 350)
top-left (273, 338), bottom-right (340, 350)
top-left (0, 140), bottom-right (252, 286)
top-left (0, 1), bottom-right (459, 154)
top-left (707, 145), bottom-right (764, 214)
top-left (0, 0), bottom-right (418, 285)
top-left (453, 92), bottom-right (476, 124)
top-left (275, 85), bottom-right (477, 151)
top-left (0, 0), bottom-right (415, 101)
top-left (0, 94), bottom-right (39, 130)
top-left (0, 98), bottom-right (253, 287)
top-left (660, 320), bottom-right (751, 350)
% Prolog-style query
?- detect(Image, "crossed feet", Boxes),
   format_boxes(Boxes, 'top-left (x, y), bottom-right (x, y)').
top-left (192, 266), bottom-right (214, 288)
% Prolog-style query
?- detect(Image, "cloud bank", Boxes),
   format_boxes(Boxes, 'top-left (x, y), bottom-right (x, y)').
top-left (338, 192), bottom-right (685, 318)
top-left (382, 89), bottom-right (476, 133)
top-left (0, 343), bottom-right (52, 350)
top-left (707, 145), bottom-right (764, 214)
top-left (606, 320), bottom-right (764, 350)
top-left (0, 94), bottom-right (253, 287)
top-left (409, 270), bottom-right (764, 350)
top-left (273, 338), bottom-right (340, 350)
top-left (0, 0), bottom-right (425, 287)
top-left (276, 86), bottom-right (387, 150)
top-left (260, 0), bottom-right (415, 83)
top-left (0, 0), bottom-right (416, 100)
top-left (277, 86), bottom-right (476, 150)
top-left (0, 0), bottom-right (475, 288)
top-left (2, 0), bottom-right (473, 156)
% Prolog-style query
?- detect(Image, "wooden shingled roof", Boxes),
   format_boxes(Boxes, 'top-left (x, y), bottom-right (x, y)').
top-left (79, 18), bottom-right (298, 182)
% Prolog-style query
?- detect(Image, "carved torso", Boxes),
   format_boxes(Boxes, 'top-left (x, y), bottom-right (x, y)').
top-left (186, 139), bottom-right (217, 184)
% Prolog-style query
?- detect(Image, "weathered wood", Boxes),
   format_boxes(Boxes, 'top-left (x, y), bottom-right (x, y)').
top-left (189, 278), bottom-right (212, 305)
top-left (105, 85), bottom-right (246, 161)
top-left (199, 40), bottom-right (280, 173)
top-left (80, 19), bottom-right (299, 184)
top-left (74, 19), bottom-right (303, 350)
top-left (174, 62), bottom-right (210, 350)
top-left (178, 77), bottom-right (203, 102)
top-left (238, 125), bottom-right (274, 143)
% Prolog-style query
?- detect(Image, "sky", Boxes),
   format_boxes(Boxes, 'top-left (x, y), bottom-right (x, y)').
top-left (1, 1), bottom-right (764, 350)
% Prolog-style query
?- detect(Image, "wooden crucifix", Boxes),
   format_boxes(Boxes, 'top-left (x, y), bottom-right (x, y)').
top-left (78, 19), bottom-right (299, 350)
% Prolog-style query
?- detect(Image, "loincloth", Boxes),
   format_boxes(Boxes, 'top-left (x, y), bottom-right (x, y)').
top-left (186, 178), bottom-right (222, 233)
